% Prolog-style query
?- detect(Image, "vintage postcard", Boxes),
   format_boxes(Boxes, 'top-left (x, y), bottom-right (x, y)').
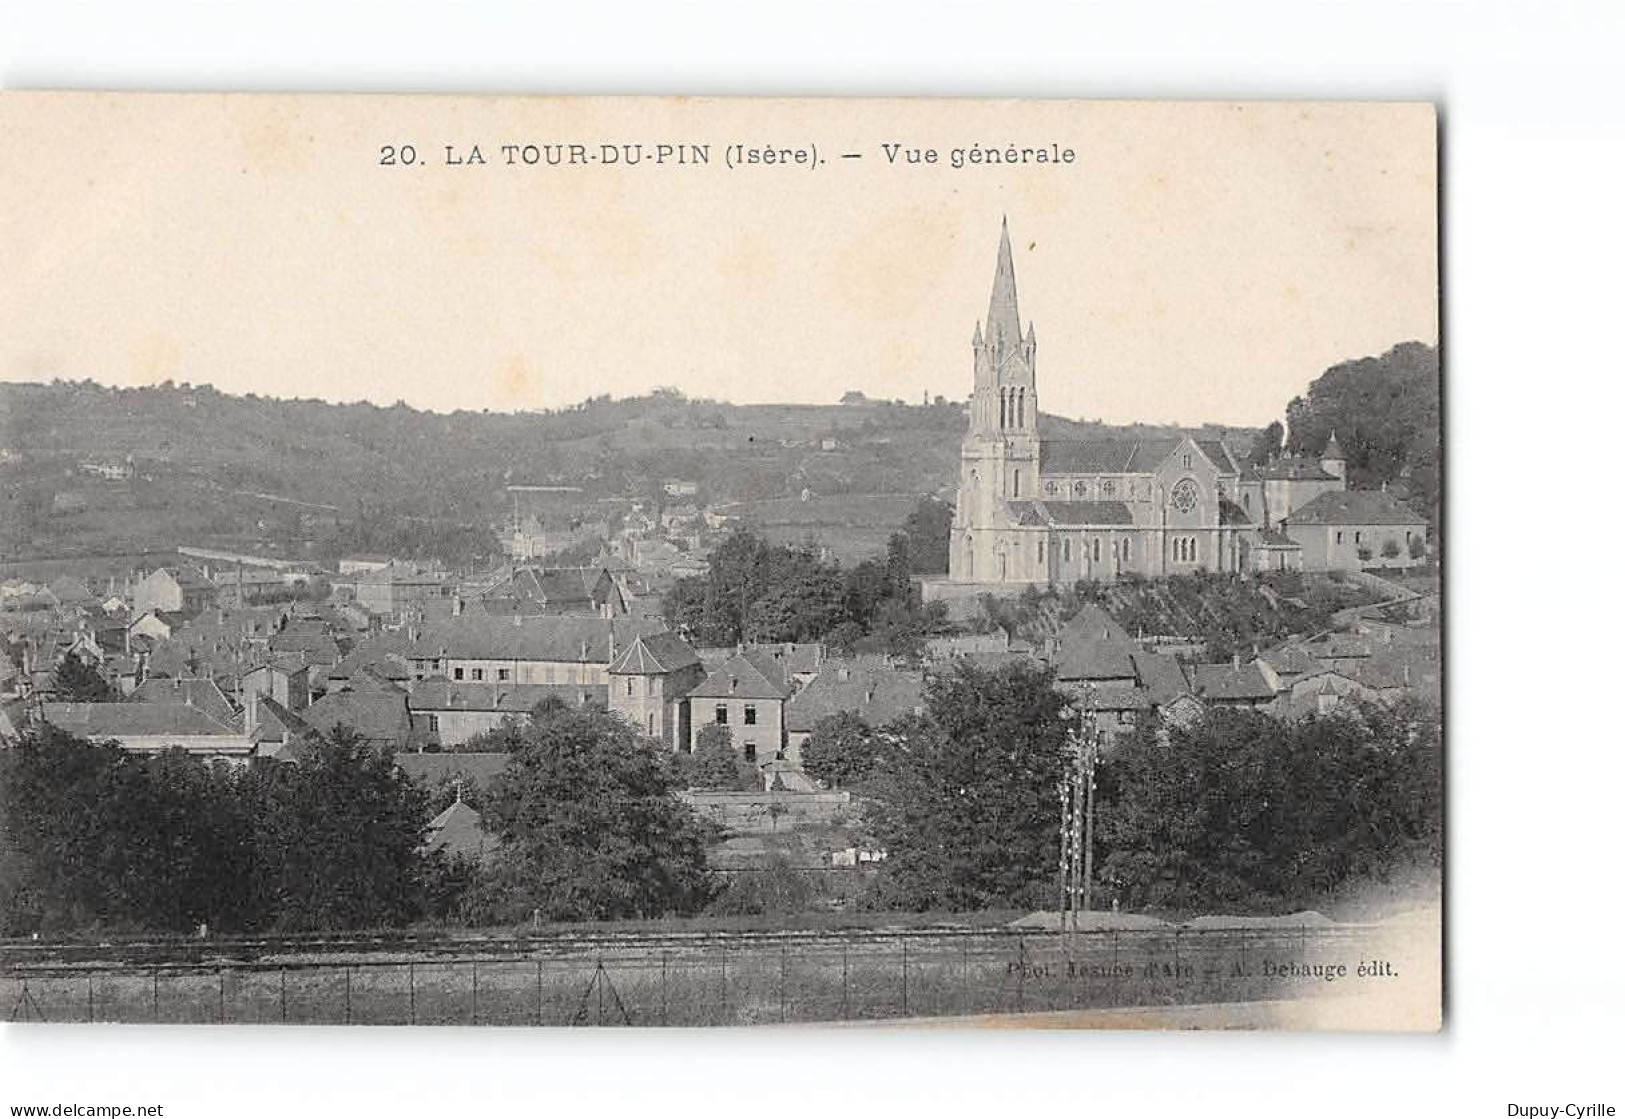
top-left (0, 94), bottom-right (1440, 1030)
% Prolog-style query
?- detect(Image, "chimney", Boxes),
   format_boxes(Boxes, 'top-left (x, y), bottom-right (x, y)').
top-left (1231, 653), bottom-right (1240, 671)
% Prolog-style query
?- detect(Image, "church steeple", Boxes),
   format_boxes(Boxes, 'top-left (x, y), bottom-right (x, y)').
top-left (986, 216), bottom-right (1023, 348)
top-left (967, 218), bottom-right (1039, 442)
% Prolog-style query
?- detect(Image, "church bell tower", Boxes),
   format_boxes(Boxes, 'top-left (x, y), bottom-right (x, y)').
top-left (951, 218), bottom-right (1041, 581)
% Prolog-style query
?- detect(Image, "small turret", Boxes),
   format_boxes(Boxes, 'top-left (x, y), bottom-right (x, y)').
top-left (1321, 430), bottom-right (1347, 483)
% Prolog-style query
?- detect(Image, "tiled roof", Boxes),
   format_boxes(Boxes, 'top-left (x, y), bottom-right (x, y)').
top-left (1285, 490), bottom-right (1427, 527)
top-left (130, 677), bottom-right (238, 727)
top-left (1040, 439), bottom-right (1178, 475)
top-left (267, 633), bottom-right (343, 664)
top-left (686, 649), bottom-right (792, 701)
top-left (301, 689), bottom-right (413, 751)
top-left (1253, 457), bottom-right (1339, 481)
top-left (609, 631), bottom-right (702, 675)
top-left (1191, 662), bottom-right (1278, 701)
top-left (1219, 499), bottom-right (1252, 526)
top-left (1049, 639), bottom-right (1138, 683)
top-left (1132, 650), bottom-right (1194, 705)
top-left (785, 660), bottom-right (924, 733)
top-left (425, 799), bottom-right (493, 863)
top-left (1257, 528), bottom-right (1298, 547)
top-left (42, 701), bottom-right (239, 738)
top-left (1059, 605), bottom-right (1133, 645)
top-left (407, 615), bottom-right (665, 664)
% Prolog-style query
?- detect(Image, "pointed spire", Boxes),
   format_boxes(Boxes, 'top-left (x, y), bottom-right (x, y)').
top-left (1323, 429), bottom-right (1345, 460)
top-left (973, 320), bottom-right (983, 345)
top-left (986, 216), bottom-right (1021, 348)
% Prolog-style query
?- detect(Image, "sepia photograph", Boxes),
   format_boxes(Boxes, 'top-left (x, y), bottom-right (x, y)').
top-left (0, 93), bottom-right (1444, 1034)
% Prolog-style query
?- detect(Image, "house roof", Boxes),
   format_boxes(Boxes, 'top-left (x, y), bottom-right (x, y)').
top-left (1132, 650), bottom-right (1195, 705)
top-left (609, 631), bottom-right (702, 675)
top-left (130, 677), bottom-right (238, 727)
top-left (301, 689), bottom-right (413, 751)
top-left (1058, 604), bottom-right (1133, 645)
top-left (1219, 499), bottom-right (1252, 526)
top-left (407, 616), bottom-right (665, 665)
top-left (686, 649), bottom-right (792, 701)
top-left (785, 660), bottom-right (924, 732)
top-left (267, 633), bottom-right (343, 664)
top-left (1191, 662), bottom-right (1278, 701)
top-left (1049, 639), bottom-right (1138, 683)
top-left (426, 799), bottom-right (493, 862)
top-left (1253, 456), bottom-right (1339, 481)
top-left (1285, 489), bottom-right (1428, 527)
top-left (42, 701), bottom-right (239, 738)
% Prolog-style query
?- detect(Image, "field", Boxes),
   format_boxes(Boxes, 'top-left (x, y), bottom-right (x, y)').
top-left (2, 921), bottom-right (1432, 1027)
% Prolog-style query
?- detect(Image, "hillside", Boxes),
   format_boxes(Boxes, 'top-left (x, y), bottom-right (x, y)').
top-left (0, 380), bottom-right (1256, 566)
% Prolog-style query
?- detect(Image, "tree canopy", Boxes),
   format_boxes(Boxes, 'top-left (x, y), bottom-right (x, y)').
top-left (477, 700), bottom-right (715, 922)
top-left (1095, 699), bottom-right (1442, 914)
top-left (1284, 341), bottom-right (1440, 523)
top-left (865, 661), bottom-right (1072, 910)
top-left (0, 724), bottom-right (429, 935)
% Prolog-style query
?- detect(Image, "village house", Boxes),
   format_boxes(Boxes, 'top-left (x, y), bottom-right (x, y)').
top-left (132, 566), bottom-right (219, 618)
top-left (1283, 489), bottom-right (1429, 572)
top-left (353, 562), bottom-right (454, 618)
top-left (39, 702), bottom-right (256, 762)
top-left (685, 649), bottom-right (792, 763)
top-left (240, 656), bottom-right (312, 733)
top-left (130, 676), bottom-right (239, 728)
top-left (407, 678), bottom-right (607, 748)
top-left (607, 631), bottom-right (707, 748)
top-left (405, 611), bottom-right (666, 689)
top-left (784, 658), bottom-right (925, 766)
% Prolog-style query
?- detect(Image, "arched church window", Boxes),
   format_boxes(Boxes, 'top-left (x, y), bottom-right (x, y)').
top-left (1045, 480), bottom-right (1057, 496)
top-left (1102, 479), bottom-right (1116, 498)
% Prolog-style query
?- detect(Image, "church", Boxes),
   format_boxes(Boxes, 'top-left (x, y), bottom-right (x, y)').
top-left (927, 219), bottom-right (1406, 600)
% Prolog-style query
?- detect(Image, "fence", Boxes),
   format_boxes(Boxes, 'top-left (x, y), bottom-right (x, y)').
top-left (3, 924), bottom-right (1399, 1026)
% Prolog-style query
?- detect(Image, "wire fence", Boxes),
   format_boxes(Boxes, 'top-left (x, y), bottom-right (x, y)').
top-left (2, 924), bottom-right (1401, 1026)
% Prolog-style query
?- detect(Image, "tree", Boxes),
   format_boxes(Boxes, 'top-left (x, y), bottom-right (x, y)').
top-left (480, 701), bottom-right (715, 921)
top-left (801, 711), bottom-right (879, 789)
top-left (1247, 420), bottom-right (1284, 466)
top-left (899, 496), bottom-right (954, 575)
top-left (688, 723), bottom-right (752, 791)
top-left (1284, 341), bottom-right (1439, 523)
top-left (53, 649), bottom-right (114, 701)
top-left (0, 727), bottom-right (264, 934)
top-left (1095, 701), bottom-right (1441, 914)
top-left (866, 661), bottom-right (1072, 910)
top-left (240, 726), bottom-right (429, 931)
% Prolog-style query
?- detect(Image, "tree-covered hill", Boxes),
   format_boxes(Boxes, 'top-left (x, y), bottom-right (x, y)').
top-left (1284, 341), bottom-right (1440, 524)
top-left (0, 379), bottom-right (1254, 565)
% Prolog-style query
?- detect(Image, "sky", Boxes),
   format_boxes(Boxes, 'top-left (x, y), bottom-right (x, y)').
top-left (0, 94), bottom-right (1437, 428)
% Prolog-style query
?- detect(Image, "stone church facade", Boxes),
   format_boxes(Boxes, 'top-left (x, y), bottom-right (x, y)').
top-left (929, 220), bottom-right (1357, 599)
